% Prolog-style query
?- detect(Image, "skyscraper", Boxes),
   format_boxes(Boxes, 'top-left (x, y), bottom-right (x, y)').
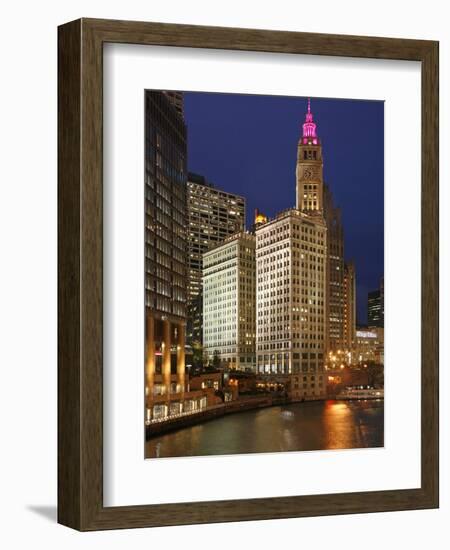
top-left (323, 184), bottom-right (345, 353)
top-left (255, 100), bottom-right (327, 400)
top-left (144, 91), bottom-right (188, 420)
top-left (368, 277), bottom-right (384, 328)
top-left (255, 209), bottom-right (327, 395)
top-left (203, 232), bottom-right (256, 370)
top-left (162, 90), bottom-right (184, 118)
top-left (296, 98), bottom-right (324, 214)
top-left (343, 261), bottom-right (356, 352)
top-left (186, 172), bottom-right (245, 343)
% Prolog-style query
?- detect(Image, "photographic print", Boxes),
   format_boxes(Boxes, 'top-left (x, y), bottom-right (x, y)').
top-left (144, 91), bottom-right (384, 459)
top-left (57, 19), bottom-right (438, 529)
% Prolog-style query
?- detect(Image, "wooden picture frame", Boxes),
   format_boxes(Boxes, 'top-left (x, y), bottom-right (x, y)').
top-left (58, 18), bottom-right (439, 531)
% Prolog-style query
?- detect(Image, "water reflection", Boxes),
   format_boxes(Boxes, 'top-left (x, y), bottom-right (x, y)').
top-left (145, 400), bottom-right (384, 459)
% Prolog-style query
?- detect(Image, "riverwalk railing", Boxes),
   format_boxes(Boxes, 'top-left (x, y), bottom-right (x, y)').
top-left (146, 402), bottom-right (226, 425)
top-left (146, 394), bottom-right (289, 434)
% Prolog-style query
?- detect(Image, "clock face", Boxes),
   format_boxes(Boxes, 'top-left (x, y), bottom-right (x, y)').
top-left (303, 168), bottom-right (313, 179)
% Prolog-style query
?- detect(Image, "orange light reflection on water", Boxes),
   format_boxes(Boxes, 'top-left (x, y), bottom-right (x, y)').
top-left (322, 400), bottom-right (356, 450)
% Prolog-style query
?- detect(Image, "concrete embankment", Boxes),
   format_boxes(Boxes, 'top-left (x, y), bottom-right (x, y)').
top-left (146, 395), bottom-right (289, 438)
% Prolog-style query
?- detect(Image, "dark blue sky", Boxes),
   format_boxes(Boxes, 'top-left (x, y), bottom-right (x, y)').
top-left (183, 92), bottom-right (384, 324)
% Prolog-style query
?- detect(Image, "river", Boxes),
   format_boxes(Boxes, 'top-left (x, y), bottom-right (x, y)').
top-left (145, 399), bottom-right (384, 459)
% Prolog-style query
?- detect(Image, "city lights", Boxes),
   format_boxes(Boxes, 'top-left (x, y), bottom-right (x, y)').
top-left (144, 92), bottom-right (384, 459)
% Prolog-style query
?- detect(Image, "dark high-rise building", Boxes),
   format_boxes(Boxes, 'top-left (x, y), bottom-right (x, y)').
top-left (343, 261), bottom-right (356, 351)
top-left (186, 172), bottom-right (245, 344)
top-left (368, 277), bottom-right (384, 328)
top-left (323, 184), bottom-right (345, 353)
top-left (162, 91), bottom-right (184, 119)
top-left (144, 90), bottom-right (188, 420)
top-left (187, 293), bottom-right (203, 348)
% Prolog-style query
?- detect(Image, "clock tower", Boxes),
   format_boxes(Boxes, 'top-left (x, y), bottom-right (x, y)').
top-left (296, 99), bottom-right (324, 214)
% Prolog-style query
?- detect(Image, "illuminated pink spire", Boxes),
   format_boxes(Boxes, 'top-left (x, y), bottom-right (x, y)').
top-left (302, 98), bottom-right (318, 140)
top-left (306, 98), bottom-right (312, 121)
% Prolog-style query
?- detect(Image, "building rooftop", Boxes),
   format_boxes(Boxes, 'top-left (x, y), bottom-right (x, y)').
top-left (255, 206), bottom-right (327, 230)
top-left (187, 172), bottom-right (214, 188)
top-left (203, 231), bottom-right (256, 256)
top-left (187, 173), bottom-right (246, 203)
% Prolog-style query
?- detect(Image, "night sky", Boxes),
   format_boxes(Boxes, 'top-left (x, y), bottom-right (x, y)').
top-left (183, 92), bottom-right (384, 325)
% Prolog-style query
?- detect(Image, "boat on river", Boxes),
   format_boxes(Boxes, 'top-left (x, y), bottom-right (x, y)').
top-left (336, 387), bottom-right (384, 400)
